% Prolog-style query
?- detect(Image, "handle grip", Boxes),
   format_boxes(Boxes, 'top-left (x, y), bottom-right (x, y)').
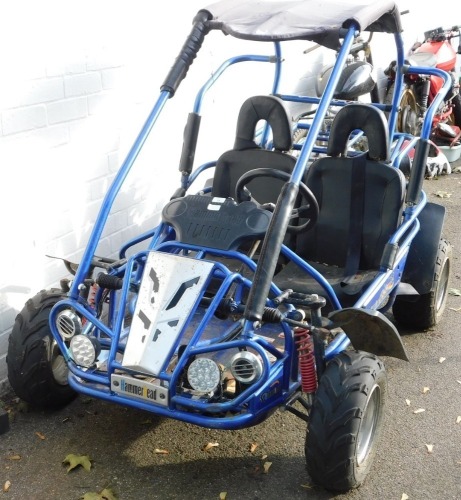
top-left (161, 11), bottom-right (211, 97)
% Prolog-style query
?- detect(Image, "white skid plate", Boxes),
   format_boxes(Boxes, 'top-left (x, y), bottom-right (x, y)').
top-left (122, 252), bottom-right (214, 375)
top-left (111, 374), bottom-right (169, 406)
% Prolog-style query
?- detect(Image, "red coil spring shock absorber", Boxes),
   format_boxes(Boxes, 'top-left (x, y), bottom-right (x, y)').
top-left (294, 328), bottom-right (317, 393)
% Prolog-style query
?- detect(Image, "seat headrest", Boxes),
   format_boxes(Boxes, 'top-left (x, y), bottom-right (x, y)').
top-left (327, 104), bottom-right (390, 161)
top-left (234, 95), bottom-right (293, 152)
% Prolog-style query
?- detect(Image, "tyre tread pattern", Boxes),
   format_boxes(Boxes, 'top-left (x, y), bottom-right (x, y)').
top-left (305, 350), bottom-right (386, 492)
top-left (7, 289), bottom-right (76, 409)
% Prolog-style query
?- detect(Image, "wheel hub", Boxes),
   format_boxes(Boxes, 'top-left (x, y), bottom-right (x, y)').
top-left (357, 384), bottom-right (381, 465)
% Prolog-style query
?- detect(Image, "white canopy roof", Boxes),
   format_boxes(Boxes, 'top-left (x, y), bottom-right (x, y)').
top-left (202, 0), bottom-right (402, 49)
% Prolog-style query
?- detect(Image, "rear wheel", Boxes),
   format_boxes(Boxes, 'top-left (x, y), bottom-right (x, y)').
top-left (393, 239), bottom-right (451, 330)
top-left (449, 93), bottom-right (461, 127)
top-left (7, 289), bottom-right (76, 409)
top-left (305, 351), bottom-right (386, 492)
top-left (385, 83), bottom-right (420, 135)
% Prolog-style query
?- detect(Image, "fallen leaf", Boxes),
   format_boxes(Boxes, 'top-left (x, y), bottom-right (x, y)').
top-left (449, 307), bottom-right (461, 312)
top-left (154, 449), bottom-right (169, 455)
top-left (3, 481), bottom-right (11, 493)
top-left (63, 454), bottom-right (92, 473)
top-left (263, 461), bottom-right (272, 474)
top-left (439, 357), bottom-right (446, 363)
top-left (405, 399), bottom-right (411, 406)
top-left (261, 454), bottom-right (268, 460)
top-left (202, 442), bottom-right (219, 452)
top-left (81, 488), bottom-right (118, 500)
top-left (422, 387), bottom-right (430, 394)
top-left (17, 401), bottom-right (29, 413)
top-left (219, 493), bottom-right (227, 500)
top-left (249, 443), bottom-right (258, 453)
top-left (456, 416), bottom-right (461, 424)
top-left (35, 431), bottom-right (46, 440)
top-left (413, 408), bottom-right (425, 414)
top-left (449, 288), bottom-right (461, 296)
top-left (401, 494), bottom-right (409, 500)
top-left (7, 455), bottom-right (21, 461)
top-left (434, 190), bottom-right (452, 198)
top-left (425, 444), bottom-right (434, 453)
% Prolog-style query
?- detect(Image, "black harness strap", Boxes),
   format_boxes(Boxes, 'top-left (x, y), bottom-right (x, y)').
top-left (342, 153), bottom-right (367, 288)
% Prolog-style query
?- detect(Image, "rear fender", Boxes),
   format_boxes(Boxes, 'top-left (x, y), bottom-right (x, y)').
top-left (400, 202), bottom-right (445, 295)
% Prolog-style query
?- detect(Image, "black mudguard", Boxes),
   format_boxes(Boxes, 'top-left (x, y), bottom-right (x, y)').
top-left (401, 202), bottom-right (445, 295)
top-left (329, 308), bottom-right (409, 361)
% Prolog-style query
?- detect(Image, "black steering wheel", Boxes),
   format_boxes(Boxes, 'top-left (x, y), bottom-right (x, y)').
top-left (235, 168), bottom-right (319, 233)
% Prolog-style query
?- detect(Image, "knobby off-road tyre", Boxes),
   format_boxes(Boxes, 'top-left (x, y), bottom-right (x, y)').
top-left (392, 238), bottom-right (451, 330)
top-left (7, 289), bottom-right (76, 409)
top-left (305, 350), bottom-right (386, 492)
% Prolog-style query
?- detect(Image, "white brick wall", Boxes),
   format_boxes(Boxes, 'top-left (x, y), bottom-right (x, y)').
top-left (0, 0), bottom-right (207, 393)
top-left (0, 0), bottom-right (455, 394)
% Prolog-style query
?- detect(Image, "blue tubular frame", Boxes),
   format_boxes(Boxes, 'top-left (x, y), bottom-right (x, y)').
top-left (69, 91), bottom-right (171, 300)
top-left (48, 15), bottom-right (453, 430)
top-left (193, 43), bottom-right (282, 115)
top-left (291, 27), bottom-right (357, 185)
top-left (52, 241), bottom-right (298, 429)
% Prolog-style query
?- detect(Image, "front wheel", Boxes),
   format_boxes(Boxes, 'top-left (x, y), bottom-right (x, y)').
top-left (392, 238), bottom-right (451, 330)
top-left (305, 351), bottom-right (386, 492)
top-left (7, 289), bottom-right (76, 409)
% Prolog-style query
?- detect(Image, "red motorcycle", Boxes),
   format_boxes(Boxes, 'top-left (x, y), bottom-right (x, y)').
top-left (385, 25), bottom-right (461, 145)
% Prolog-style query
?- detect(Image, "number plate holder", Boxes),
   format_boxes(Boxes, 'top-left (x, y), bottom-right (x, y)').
top-left (111, 374), bottom-right (169, 406)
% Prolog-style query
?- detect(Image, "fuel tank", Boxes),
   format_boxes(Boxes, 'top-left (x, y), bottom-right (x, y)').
top-left (316, 61), bottom-right (376, 100)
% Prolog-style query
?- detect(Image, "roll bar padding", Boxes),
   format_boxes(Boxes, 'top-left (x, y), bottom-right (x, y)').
top-left (244, 182), bottom-right (299, 322)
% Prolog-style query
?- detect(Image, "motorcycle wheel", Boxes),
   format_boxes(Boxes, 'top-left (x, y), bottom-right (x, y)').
top-left (385, 83), bottom-right (419, 135)
top-left (449, 93), bottom-right (461, 127)
top-left (7, 289), bottom-right (76, 409)
top-left (305, 351), bottom-right (386, 492)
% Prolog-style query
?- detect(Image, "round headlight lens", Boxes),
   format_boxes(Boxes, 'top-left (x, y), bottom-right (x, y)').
top-left (187, 358), bottom-right (221, 393)
top-left (70, 335), bottom-right (100, 368)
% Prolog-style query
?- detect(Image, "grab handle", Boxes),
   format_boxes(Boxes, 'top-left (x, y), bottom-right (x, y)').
top-left (161, 11), bottom-right (211, 96)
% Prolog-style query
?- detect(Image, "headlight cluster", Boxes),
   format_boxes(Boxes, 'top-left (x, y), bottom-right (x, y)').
top-left (186, 351), bottom-right (263, 395)
top-left (56, 308), bottom-right (101, 368)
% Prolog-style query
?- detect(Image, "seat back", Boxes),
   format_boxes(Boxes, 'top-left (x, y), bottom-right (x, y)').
top-left (296, 104), bottom-right (406, 271)
top-left (212, 95), bottom-right (296, 204)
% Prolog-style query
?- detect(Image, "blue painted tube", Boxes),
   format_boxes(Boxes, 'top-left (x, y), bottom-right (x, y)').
top-left (290, 25), bottom-right (357, 185)
top-left (387, 32), bottom-right (406, 141)
top-left (67, 372), bottom-right (281, 430)
top-left (193, 54), bottom-right (275, 114)
top-left (405, 66), bottom-right (451, 139)
top-left (69, 91), bottom-right (171, 299)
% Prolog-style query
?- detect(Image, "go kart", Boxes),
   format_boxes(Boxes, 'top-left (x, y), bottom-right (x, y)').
top-left (7, 0), bottom-right (452, 492)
